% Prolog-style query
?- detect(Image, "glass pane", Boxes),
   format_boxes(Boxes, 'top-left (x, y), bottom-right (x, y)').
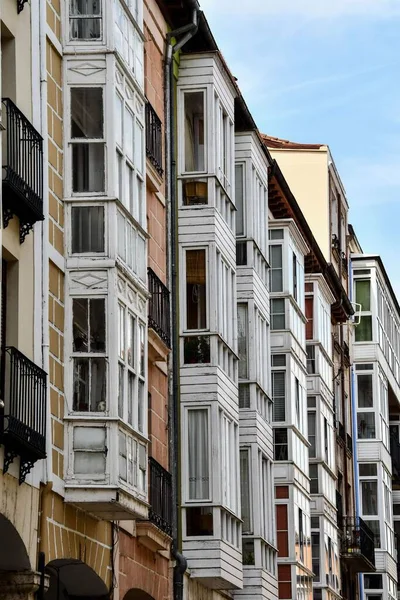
top-left (118, 363), bottom-right (124, 418)
top-left (75, 452), bottom-right (105, 474)
top-left (271, 298), bottom-right (285, 330)
top-left (308, 412), bottom-right (316, 458)
top-left (72, 143), bottom-right (105, 192)
top-left (128, 371), bottom-right (135, 426)
top-left (127, 314), bottom-right (135, 367)
top-left (356, 280), bottom-right (371, 311)
top-left (90, 299), bottom-right (105, 351)
top-left (237, 304), bottom-right (248, 379)
top-left (139, 322), bottom-right (145, 377)
top-left (70, 18), bottom-right (101, 40)
top-left (272, 371), bottom-right (285, 421)
top-left (73, 299), bottom-right (88, 352)
top-left (183, 336), bottom-right (210, 364)
top-left (118, 304), bottom-right (125, 360)
top-left (184, 92), bottom-right (205, 172)
top-left (240, 449), bottom-right (251, 534)
top-left (357, 412), bottom-right (375, 439)
top-left (358, 374), bottom-right (373, 407)
top-left (90, 358), bottom-right (106, 411)
top-left (115, 94), bottom-right (123, 148)
top-left (361, 481), bottom-right (378, 515)
top-left (71, 88), bottom-right (103, 138)
top-left (359, 463), bottom-right (377, 476)
top-left (71, 206), bottom-right (104, 253)
top-left (135, 120), bottom-right (144, 173)
top-left (355, 316), bottom-right (372, 342)
top-left (138, 380), bottom-right (144, 433)
top-left (70, 0), bottom-right (101, 15)
top-left (188, 409), bottom-right (209, 499)
top-left (235, 164), bottom-right (244, 235)
top-left (186, 250), bottom-right (207, 330)
top-left (73, 358), bottom-right (89, 410)
top-left (125, 108), bottom-right (134, 161)
top-left (74, 426), bottom-right (105, 449)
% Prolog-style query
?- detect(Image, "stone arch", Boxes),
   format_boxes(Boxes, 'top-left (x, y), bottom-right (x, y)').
top-left (123, 590), bottom-right (156, 600)
top-left (44, 559), bottom-right (109, 600)
top-left (0, 513), bottom-right (31, 571)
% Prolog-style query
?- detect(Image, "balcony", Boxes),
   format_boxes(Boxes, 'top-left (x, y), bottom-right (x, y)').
top-left (148, 268), bottom-right (171, 349)
top-left (145, 101), bottom-right (163, 176)
top-left (136, 458), bottom-right (173, 552)
top-left (0, 347), bottom-right (47, 484)
top-left (340, 516), bottom-right (375, 573)
top-left (2, 99), bottom-right (44, 243)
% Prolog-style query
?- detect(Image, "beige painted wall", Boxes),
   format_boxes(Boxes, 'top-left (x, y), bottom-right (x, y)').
top-left (270, 148), bottom-right (331, 260)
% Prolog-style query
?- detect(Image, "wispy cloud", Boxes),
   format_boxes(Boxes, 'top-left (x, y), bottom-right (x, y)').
top-left (200, 0), bottom-right (400, 19)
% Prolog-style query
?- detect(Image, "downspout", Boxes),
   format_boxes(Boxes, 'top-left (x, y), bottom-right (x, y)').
top-left (349, 257), bottom-right (363, 599)
top-left (164, 6), bottom-right (199, 600)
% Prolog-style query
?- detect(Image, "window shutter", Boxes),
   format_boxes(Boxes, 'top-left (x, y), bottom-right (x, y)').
top-left (273, 371), bottom-right (285, 421)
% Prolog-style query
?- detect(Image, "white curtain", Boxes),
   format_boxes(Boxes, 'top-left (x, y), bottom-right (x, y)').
top-left (188, 409), bottom-right (209, 499)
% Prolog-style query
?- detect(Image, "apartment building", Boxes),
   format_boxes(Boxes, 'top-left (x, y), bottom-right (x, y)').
top-left (350, 245), bottom-right (399, 600)
top-left (0, 0), bottom-right (46, 597)
top-left (265, 137), bottom-right (369, 600)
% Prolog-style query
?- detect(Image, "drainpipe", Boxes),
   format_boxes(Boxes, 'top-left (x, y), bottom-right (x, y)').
top-left (349, 257), bottom-right (363, 599)
top-left (164, 5), bottom-right (199, 600)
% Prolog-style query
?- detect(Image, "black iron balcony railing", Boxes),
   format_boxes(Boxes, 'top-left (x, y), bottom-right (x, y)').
top-left (148, 457), bottom-right (172, 536)
top-left (391, 433), bottom-right (400, 483)
top-left (341, 516), bottom-right (375, 572)
top-left (0, 347), bottom-right (47, 484)
top-left (148, 268), bottom-right (171, 348)
top-left (2, 98), bottom-right (44, 243)
top-left (145, 101), bottom-right (163, 175)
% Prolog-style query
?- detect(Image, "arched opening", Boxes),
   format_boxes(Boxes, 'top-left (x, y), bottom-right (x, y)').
top-left (0, 513), bottom-right (31, 571)
top-left (44, 559), bottom-right (109, 600)
top-left (123, 590), bottom-right (155, 600)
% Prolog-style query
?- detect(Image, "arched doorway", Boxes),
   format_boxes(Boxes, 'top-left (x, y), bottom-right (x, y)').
top-left (44, 559), bottom-right (110, 600)
top-left (123, 590), bottom-right (155, 600)
top-left (0, 513), bottom-right (39, 600)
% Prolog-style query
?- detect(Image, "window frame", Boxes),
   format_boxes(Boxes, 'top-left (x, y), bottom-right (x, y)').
top-left (68, 0), bottom-right (103, 43)
top-left (184, 405), bottom-right (212, 503)
top-left (183, 246), bottom-right (209, 333)
top-left (69, 86), bottom-right (106, 197)
top-left (181, 88), bottom-right (207, 176)
top-left (69, 203), bottom-right (106, 256)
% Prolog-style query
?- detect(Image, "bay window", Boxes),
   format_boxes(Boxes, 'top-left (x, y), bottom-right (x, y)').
top-left (184, 91), bottom-right (205, 173)
top-left (117, 302), bottom-right (146, 434)
top-left (118, 431), bottom-right (146, 491)
top-left (115, 0), bottom-right (144, 83)
top-left (186, 249), bottom-right (207, 330)
top-left (72, 298), bottom-right (106, 412)
top-left (357, 370), bottom-right (376, 438)
top-left (69, 0), bottom-right (102, 41)
top-left (235, 163), bottom-right (245, 235)
top-left (187, 408), bottom-right (210, 500)
top-left (71, 88), bottom-right (105, 193)
top-left (71, 206), bottom-right (105, 254)
top-left (361, 480), bottom-right (378, 516)
top-left (274, 428), bottom-right (288, 461)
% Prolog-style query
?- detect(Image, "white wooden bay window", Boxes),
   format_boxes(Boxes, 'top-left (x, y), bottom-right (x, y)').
top-left (185, 248), bottom-right (208, 331)
top-left (118, 430), bottom-right (146, 491)
top-left (114, 0), bottom-right (144, 85)
top-left (71, 205), bottom-right (105, 254)
top-left (71, 87), bottom-right (105, 194)
top-left (187, 407), bottom-right (211, 501)
top-left (184, 90), bottom-right (206, 174)
top-left (220, 411), bottom-right (239, 513)
top-left (73, 425), bottom-right (107, 477)
top-left (117, 211), bottom-right (146, 282)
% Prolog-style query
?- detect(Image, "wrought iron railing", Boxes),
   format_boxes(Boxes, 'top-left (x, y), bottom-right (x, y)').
top-left (149, 457), bottom-right (172, 536)
top-left (2, 98), bottom-right (44, 242)
top-left (0, 347), bottom-right (47, 483)
top-left (148, 268), bottom-right (171, 347)
top-left (341, 516), bottom-right (375, 569)
top-left (145, 101), bottom-right (163, 175)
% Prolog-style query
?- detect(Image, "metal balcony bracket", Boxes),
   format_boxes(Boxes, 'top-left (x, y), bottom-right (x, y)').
top-left (20, 221), bottom-right (34, 244)
top-left (3, 206), bottom-right (14, 229)
top-left (3, 446), bottom-right (18, 474)
top-left (17, 0), bottom-right (29, 13)
top-left (19, 457), bottom-right (35, 484)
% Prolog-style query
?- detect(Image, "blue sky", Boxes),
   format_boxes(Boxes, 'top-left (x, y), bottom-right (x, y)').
top-left (199, 0), bottom-right (400, 295)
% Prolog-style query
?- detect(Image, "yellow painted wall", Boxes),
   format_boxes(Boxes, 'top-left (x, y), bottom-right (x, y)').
top-left (269, 148), bottom-right (331, 261)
